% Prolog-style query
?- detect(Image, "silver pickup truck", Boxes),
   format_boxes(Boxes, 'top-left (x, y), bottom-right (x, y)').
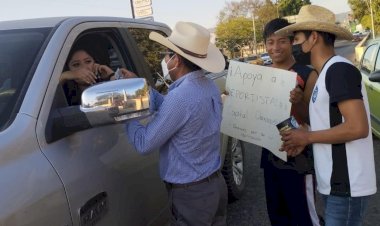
top-left (0, 17), bottom-right (245, 225)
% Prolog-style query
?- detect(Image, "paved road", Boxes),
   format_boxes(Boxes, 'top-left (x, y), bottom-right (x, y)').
top-left (227, 40), bottom-right (380, 225)
top-left (334, 40), bottom-right (359, 63)
top-left (227, 139), bottom-right (380, 226)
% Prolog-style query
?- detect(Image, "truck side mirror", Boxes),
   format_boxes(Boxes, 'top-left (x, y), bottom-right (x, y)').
top-left (46, 78), bottom-right (151, 143)
top-left (369, 70), bottom-right (380, 83)
top-left (80, 78), bottom-right (150, 127)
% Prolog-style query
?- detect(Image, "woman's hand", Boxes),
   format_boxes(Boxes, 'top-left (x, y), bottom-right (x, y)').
top-left (93, 64), bottom-right (114, 80)
top-left (60, 68), bottom-right (97, 85)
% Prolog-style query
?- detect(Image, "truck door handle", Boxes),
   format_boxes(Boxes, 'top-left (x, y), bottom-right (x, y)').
top-left (79, 192), bottom-right (108, 226)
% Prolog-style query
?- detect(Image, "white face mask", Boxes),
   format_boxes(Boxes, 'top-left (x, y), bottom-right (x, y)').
top-left (160, 58), bottom-right (170, 81)
top-left (161, 54), bottom-right (176, 81)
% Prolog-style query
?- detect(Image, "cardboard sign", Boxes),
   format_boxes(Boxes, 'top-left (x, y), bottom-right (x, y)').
top-left (221, 61), bottom-right (297, 161)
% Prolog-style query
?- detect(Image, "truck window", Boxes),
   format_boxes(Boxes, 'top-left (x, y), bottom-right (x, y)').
top-left (60, 31), bottom-right (128, 106)
top-left (375, 47), bottom-right (380, 72)
top-left (361, 44), bottom-right (378, 74)
top-left (127, 28), bottom-right (169, 92)
top-left (0, 28), bottom-right (51, 131)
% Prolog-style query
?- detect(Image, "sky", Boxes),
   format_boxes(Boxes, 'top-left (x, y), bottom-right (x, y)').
top-left (0, 0), bottom-right (351, 29)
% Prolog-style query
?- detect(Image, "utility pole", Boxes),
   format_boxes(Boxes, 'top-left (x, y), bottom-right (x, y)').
top-left (276, 0), bottom-right (279, 18)
top-left (364, 0), bottom-right (376, 39)
top-left (369, 0), bottom-right (375, 39)
top-left (252, 9), bottom-right (257, 55)
top-left (130, 0), bottom-right (135, 18)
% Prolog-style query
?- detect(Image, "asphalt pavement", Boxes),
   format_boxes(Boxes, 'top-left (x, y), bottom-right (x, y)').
top-left (226, 140), bottom-right (380, 226)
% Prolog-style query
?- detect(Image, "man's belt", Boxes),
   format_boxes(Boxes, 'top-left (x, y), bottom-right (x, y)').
top-left (164, 171), bottom-right (221, 189)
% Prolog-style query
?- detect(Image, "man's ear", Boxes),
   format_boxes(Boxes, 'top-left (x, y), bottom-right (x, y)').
top-left (311, 31), bottom-right (319, 42)
top-left (174, 54), bottom-right (181, 65)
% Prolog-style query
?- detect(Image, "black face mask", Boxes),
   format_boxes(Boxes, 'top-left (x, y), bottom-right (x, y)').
top-left (292, 43), bottom-right (311, 66)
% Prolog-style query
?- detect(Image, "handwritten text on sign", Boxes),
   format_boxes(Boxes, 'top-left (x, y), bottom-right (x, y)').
top-left (221, 61), bottom-right (297, 161)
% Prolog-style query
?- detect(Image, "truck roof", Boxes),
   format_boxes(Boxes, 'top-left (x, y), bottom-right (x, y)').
top-left (0, 16), bottom-right (169, 30)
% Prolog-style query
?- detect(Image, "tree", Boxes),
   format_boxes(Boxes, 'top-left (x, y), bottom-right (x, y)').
top-left (256, 0), bottom-right (279, 38)
top-left (348, 0), bottom-right (380, 33)
top-left (215, 17), bottom-right (254, 57)
top-left (215, 0), bottom-right (312, 56)
top-left (216, 0), bottom-right (278, 55)
top-left (277, 0), bottom-right (311, 17)
top-left (218, 0), bottom-right (262, 24)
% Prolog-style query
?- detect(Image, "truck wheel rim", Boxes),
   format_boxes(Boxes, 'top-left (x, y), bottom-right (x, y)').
top-left (231, 138), bottom-right (243, 185)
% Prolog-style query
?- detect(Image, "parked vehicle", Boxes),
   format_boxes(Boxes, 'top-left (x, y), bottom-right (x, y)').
top-left (230, 57), bottom-right (245, 62)
top-left (358, 39), bottom-right (380, 138)
top-left (260, 52), bottom-right (272, 65)
top-left (352, 30), bottom-right (370, 42)
top-left (244, 55), bottom-right (264, 65)
top-left (0, 17), bottom-right (245, 225)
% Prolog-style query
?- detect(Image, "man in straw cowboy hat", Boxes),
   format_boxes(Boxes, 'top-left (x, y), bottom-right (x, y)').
top-left (277, 5), bottom-right (377, 226)
top-left (125, 21), bottom-right (228, 225)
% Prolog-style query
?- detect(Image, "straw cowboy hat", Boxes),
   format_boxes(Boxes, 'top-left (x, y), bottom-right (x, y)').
top-left (149, 21), bottom-right (225, 73)
top-left (275, 5), bottom-right (353, 40)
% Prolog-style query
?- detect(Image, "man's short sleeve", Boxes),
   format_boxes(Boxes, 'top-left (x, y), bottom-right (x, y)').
top-left (325, 62), bottom-right (363, 104)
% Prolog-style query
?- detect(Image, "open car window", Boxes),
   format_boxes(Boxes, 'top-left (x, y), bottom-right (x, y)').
top-left (59, 30), bottom-right (129, 106)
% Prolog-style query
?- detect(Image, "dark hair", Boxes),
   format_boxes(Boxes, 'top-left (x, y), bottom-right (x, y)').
top-left (64, 46), bottom-right (98, 71)
top-left (263, 18), bottom-right (292, 41)
top-left (299, 30), bottom-right (336, 46)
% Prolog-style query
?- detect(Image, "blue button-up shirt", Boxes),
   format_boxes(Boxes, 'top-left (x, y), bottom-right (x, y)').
top-left (126, 70), bottom-right (222, 183)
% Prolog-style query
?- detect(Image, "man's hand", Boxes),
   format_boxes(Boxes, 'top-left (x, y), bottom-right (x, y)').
top-left (119, 68), bottom-right (137, 78)
top-left (289, 86), bottom-right (303, 104)
top-left (280, 124), bottom-right (310, 157)
top-left (221, 90), bottom-right (229, 104)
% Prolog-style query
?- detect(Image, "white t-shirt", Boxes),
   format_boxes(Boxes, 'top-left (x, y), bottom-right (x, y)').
top-left (309, 55), bottom-right (377, 197)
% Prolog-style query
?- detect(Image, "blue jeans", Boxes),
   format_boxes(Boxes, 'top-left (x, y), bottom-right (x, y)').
top-left (322, 194), bottom-right (370, 226)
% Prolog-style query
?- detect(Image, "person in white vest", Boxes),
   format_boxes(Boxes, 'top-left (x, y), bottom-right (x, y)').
top-left (276, 5), bottom-right (377, 226)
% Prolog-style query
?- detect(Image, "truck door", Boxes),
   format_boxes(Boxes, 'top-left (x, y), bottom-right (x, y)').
top-left (36, 21), bottom-right (170, 226)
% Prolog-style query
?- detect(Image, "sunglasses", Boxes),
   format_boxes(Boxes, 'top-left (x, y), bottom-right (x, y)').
top-left (158, 50), bottom-right (175, 58)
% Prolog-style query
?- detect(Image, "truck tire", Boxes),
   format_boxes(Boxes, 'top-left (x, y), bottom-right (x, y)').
top-left (222, 137), bottom-right (245, 202)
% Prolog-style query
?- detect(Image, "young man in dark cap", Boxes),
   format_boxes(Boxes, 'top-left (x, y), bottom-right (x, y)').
top-left (261, 18), bottom-right (320, 226)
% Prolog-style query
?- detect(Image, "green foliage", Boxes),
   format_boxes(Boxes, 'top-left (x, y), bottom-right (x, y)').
top-left (348, 0), bottom-right (370, 21)
top-left (256, 0), bottom-right (279, 37)
top-left (215, 17), bottom-right (254, 55)
top-left (348, 0), bottom-right (380, 33)
top-left (128, 28), bottom-right (166, 71)
top-left (216, 0), bottom-right (279, 55)
top-left (372, 0), bottom-right (380, 33)
top-left (218, 0), bottom-right (262, 24)
top-left (361, 15), bottom-right (372, 30)
top-left (277, 0), bottom-right (311, 17)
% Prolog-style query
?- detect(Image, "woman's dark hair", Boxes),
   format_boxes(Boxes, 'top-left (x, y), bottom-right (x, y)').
top-left (300, 30), bottom-right (336, 46)
top-left (263, 18), bottom-right (293, 42)
top-left (64, 46), bottom-right (98, 71)
top-left (64, 33), bottom-right (108, 72)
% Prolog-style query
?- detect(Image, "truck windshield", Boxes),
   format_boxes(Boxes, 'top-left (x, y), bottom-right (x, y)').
top-left (0, 28), bottom-right (51, 130)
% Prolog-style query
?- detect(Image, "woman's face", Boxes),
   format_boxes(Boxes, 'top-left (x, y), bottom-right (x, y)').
top-left (68, 50), bottom-right (95, 71)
